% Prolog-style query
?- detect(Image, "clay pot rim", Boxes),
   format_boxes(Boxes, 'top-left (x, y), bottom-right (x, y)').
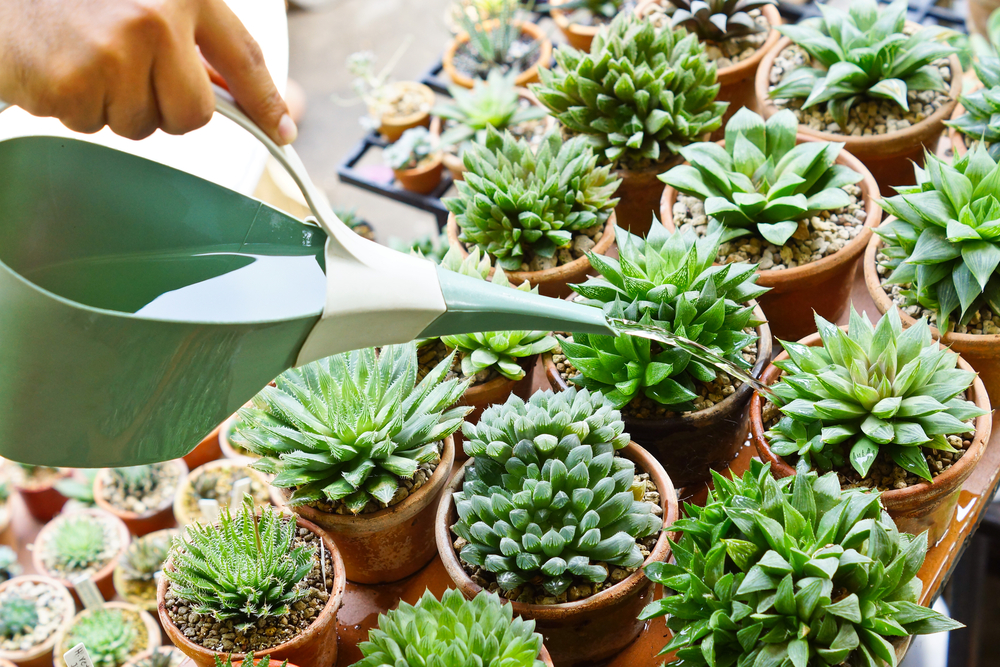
top-left (93, 458), bottom-right (188, 522)
top-left (443, 20), bottom-right (553, 89)
top-left (864, 233), bottom-right (1000, 344)
top-left (748, 327), bottom-right (992, 508)
top-left (436, 441), bottom-right (679, 618)
top-left (54, 602), bottom-right (161, 667)
top-left (173, 458), bottom-right (272, 526)
top-left (378, 81), bottom-right (436, 128)
top-left (156, 513), bottom-right (347, 661)
top-left (270, 435), bottom-right (456, 533)
top-left (659, 132), bottom-right (882, 284)
top-left (445, 210), bottom-right (617, 288)
top-left (32, 507), bottom-right (131, 591)
top-left (543, 301), bottom-right (772, 427)
top-left (114, 527), bottom-right (183, 611)
top-left (392, 151), bottom-right (444, 179)
top-left (0, 575), bottom-right (76, 662)
top-left (755, 36), bottom-right (963, 151)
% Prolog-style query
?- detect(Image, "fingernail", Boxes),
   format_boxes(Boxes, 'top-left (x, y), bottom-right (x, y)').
top-left (278, 114), bottom-right (298, 144)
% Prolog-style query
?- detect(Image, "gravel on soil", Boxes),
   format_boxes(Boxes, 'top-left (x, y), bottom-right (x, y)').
top-left (180, 466), bottom-right (271, 524)
top-left (453, 34), bottom-right (541, 81)
top-left (165, 525), bottom-right (335, 654)
top-left (38, 512), bottom-right (123, 580)
top-left (380, 84), bottom-right (432, 120)
top-left (512, 223), bottom-right (605, 273)
top-left (641, 5), bottom-right (771, 68)
top-left (672, 186), bottom-right (866, 268)
top-left (0, 579), bottom-right (74, 652)
top-left (452, 469), bottom-right (662, 605)
top-left (98, 461), bottom-right (183, 515)
top-left (11, 466), bottom-right (63, 490)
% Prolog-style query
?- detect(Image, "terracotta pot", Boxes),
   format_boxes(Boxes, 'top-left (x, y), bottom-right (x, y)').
top-left (15, 470), bottom-right (69, 523)
top-left (612, 155), bottom-right (684, 236)
top-left (93, 459), bottom-right (187, 537)
top-left (32, 508), bottom-right (131, 603)
top-left (376, 81), bottom-right (436, 143)
top-left (660, 133), bottom-right (882, 342)
top-left (113, 528), bottom-right (181, 613)
top-left (53, 602), bottom-right (161, 667)
top-left (443, 21), bottom-right (553, 89)
top-left (219, 413), bottom-right (257, 464)
top-left (756, 37), bottom-right (962, 196)
top-left (272, 435), bottom-right (456, 584)
top-left (182, 423), bottom-right (223, 471)
top-left (123, 647), bottom-right (187, 667)
top-left (436, 442), bottom-right (679, 667)
top-left (545, 304), bottom-right (772, 488)
top-left (551, 0), bottom-right (601, 51)
top-left (173, 459), bottom-right (273, 527)
top-left (393, 152), bottom-right (444, 195)
top-left (864, 234), bottom-right (1000, 408)
top-left (158, 514), bottom-right (346, 667)
top-left (445, 211), bottom-right (618, 298)
top-left (969, 0), bottom-right (1000, 38)
top-left (453, 357), bottom-right (538, 461)
top-left (0, 575), bottom-right (76, 667)
top-left (749, 329), bottom-right (992, 545)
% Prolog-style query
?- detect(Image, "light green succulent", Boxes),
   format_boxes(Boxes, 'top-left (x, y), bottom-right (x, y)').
top-left (561, 224), bottom-right (766, 410)
top-left (434, 69), bottom-right (549, 148)
top-left (444, 128), bottom-right (620, 271)
top-left (944, 59), bottom-right (1000, 160)
top-left (531, 12), bottom-right (726, 169)
top-left (233, 343), bottom-right (471, 513)
top-left (661, 108), bottom-right (864, 246)
top-left (771, 0), bottom-right (957, 130)
top-left (876, 145), bottom-right (1000, 329)
top-left (641, 460), bottom-right (963, 667)
top-left (766, 308), bottom-right (986, 481)
top-left (119, 531), bottom-right (173, 582)
top-left (0, 596), bottom-right (38, 638)
top-left (48, 514), bottom-right (107, 572)
top-left (62, 608), bottom-right (142, 667)
top-left (354, 589), bottom-right (545, 667)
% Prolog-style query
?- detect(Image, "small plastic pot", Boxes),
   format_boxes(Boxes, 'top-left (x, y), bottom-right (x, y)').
top-left (93, 459), bottom-right (187, 537)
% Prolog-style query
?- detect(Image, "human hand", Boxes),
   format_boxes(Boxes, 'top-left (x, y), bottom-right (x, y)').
top-left (0, 0), bottom-right (297, 144)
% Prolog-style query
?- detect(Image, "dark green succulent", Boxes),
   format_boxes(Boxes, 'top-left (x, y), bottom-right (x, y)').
top-left (944, 59), bottom-right (1000, 160)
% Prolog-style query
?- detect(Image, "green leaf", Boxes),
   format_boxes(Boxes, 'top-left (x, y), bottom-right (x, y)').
top-left (888, 445), bottom-right (933, 481)
top-left (757, 221), bottom-right (800, 246)
top-left (850, 437), bottom-right (879, 478)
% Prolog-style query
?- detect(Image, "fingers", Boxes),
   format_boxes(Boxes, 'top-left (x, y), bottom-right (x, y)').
top-left (152, 30), bottom-right (215, 136)
top-left (194, 0), bottom-right (296, 144)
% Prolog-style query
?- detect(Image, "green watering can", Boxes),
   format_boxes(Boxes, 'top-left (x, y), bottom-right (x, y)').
top-left (0, 88), bottom-right (613, 468)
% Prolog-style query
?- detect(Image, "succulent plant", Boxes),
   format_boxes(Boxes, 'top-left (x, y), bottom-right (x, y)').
top-left (537, 0), bottom-right (624, 19)
top-left (0, 596), bottom-right (38, 638)
top-left (642, 461), bottom-right (963, 667)
top-left (192, 471), bottom-right (221, 501)
top-left (876, 145), bottom-right (1000, 329)
top-left (766, 308), bottom-right (986, 482)
top-left (661, 108), bottom-right (864, 246)
top-left (133, 648), bottom-right (186, 667)
top-left (436, 246), bottom-right (558, 381)
top-left (665, 0), bottom-right (775, 42)
top-left (234, 342), bottom-right (471, 513)
top-left (389, 231), bottom-right (450, 264)
top-left (453, 0), bottom-right (535, 72)
top-left (355, 589), bottom-right (545, 667)
top-left (770, 0), bottom-right (956, 130)
top-left (165, 498), bottom-right (314, 630)
top-left (384, 127), bottom-right (437, 171)
top-left (109, 465), bottom-right (159, 497)
top-left (120, 531), bottom-right (172, 582)
top-left (444, 128), bottom-right (620, 271)
top-left (213, 655), bottom-right (287, 667)
top-left (63, 608), bottom-right (141, 667)
top-left (944, 59), bottom-right (1000, 159)
top-left (49, 514), bottom-right (107, 571)
top-left (55, 470), bottom-right (98, 507)
top-left (561, 224), bottom-right (766, 410)
top-left (434, 69), bottom-right (549, 148)
top-left (0, 546), bottom-right (20, 582)
top-left (532, 12), bottom-right (726, 169)
top-left (454, 388), bottom-right (661, 596)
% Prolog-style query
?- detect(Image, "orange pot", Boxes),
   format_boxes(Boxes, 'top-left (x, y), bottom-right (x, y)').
top-left (182, 424), bottom-right (223, 471)
top-left (755, 37), bottom-right (962, 197)
top-left (33, 508), bottom-right (131, 604)
top-left (53, 603), bottom-right (160, 667)
top-left (393, 152), bottom-right (444, 195)
top-left (15, 471), bottom-right (69, 523)
top-left (660, 134), bottom-right (882, 342)
top-left (158, 515), bottom-right (345, 667)
top-left (272, 435), bottom-right (456, 584)
top-left (443, 21), bottom-right (553, 89)
top-left (445, 211), bottom-right (618, 299)
top-left (93, 459), bottom-right (187, 537)
top-left (436, 442), bottom-right (679, 667)
top-left (375, 82), bottom-right (436, 143)
top-left (551, 0), bottom-right (601, 52)
top-left (748, 329), bottom-right (992, 544)
top-left (0, 575), bottom-right (76, 667)
top-left (611, 156), bottom-right (683, 236)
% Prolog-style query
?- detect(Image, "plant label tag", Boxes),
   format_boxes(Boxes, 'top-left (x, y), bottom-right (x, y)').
top-left (230, 477), bottom-right (252, 510)
top-left (63, 643), bottom-right (96, 667)
top-left (72, 574), bottom-right (104, 610)
top-left (199, 498), bottom-right (221, 523)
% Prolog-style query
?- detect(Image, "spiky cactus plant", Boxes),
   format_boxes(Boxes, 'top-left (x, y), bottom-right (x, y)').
top-left (642, 461), bottom-right (963, 667)
top-left (877, 145), bottom-right (1000, 329)
top-left (454, 388), bottom-right (661, 597)
top-left (233, 342), bottom-right (471, 513)
top-left (531, 12), bottom-right (726, 169)
top-left (0, 596), bottom-right (38, 638)
top-left (119, 531), bottom-right (172, 582)
top-left (945, 58), bottom-right (1000, 159)
top-left (354, 589), bottom-right (545, 667)
top-left (561, 225), bottom-right (766, 410)
top-left (62, 608), bottom-right (143, 667)
top-left (444, 128), bottom-right (620, 271)
top-left (665, 0), bottom-right (776, 41)
top-left (766, 308), bottom-right (986, 482)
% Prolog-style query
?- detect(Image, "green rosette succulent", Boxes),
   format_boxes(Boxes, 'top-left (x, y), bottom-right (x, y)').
top-left (641, 461), bottom-right (963, 667)
top-left (354, 589), bottom-right (545, 667)
top-left (561, 224), bottom-right (766, 410)
top-left (233, 342), bottom-right (472, 513)
top-left (62, 608), bottom-right (142, 667)
top-left (944, 59), bottom-right (1000, 159)
top-left (444, 127), bottom-right (620, 271)
top-left (666, 0), bottom-right (776, 42)
top-left (876, 145), bottom-right (1000, 329)
top-left (454, 388), bottom-right (662, 597)
top-left (771, 0), bottom-right (957, 130)
top-left (0, 596), bottom-right (38, 638)
top-left (436, 246), bottom-right (557, 381)
top-left (531, 12), bottom-right (727, 169)
top-left (661, 108), bottom-right (864, 246)
top-left (434, 69), bottom-right (549, 148)
top-left (766, 307), bottom-right (986, 482)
